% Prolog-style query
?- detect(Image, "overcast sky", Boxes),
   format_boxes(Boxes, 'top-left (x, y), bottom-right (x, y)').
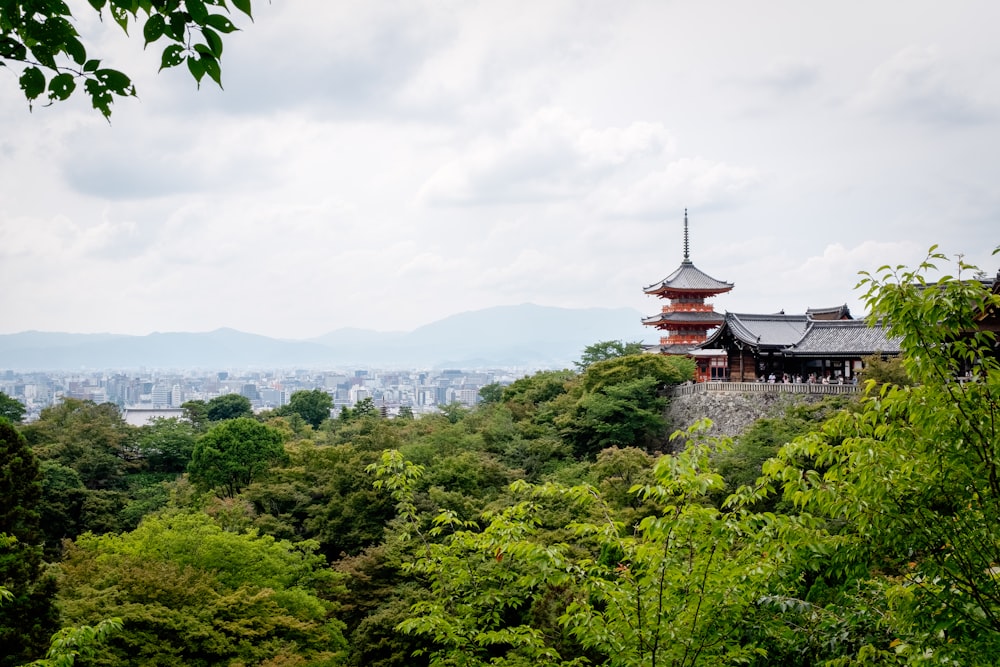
top-left (1, 1), bottom-right (998, 341)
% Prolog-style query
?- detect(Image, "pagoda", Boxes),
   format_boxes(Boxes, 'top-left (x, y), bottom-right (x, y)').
top-left (642, 210), bottom-right (733, 355)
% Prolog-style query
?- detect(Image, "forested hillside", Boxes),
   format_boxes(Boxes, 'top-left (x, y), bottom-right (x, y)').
top-left (2, 250), bottom-right (1000, 666)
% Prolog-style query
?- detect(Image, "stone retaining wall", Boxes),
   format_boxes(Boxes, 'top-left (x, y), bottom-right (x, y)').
top-left (666, 390), bottom-right (829, 440)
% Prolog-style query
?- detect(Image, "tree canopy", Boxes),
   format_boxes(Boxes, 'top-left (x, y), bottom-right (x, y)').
top-left (282, 389), bottom-right (334, 429)
top-left (188, 417), bottom-right (286, 498)
top-left (0, 420), bottom-right (57, 665)
top-left (1, 0), bottom-right (254, 118)
top-left (0, 393), bottom-right (25, 423)
top-left (204, 393), bottom-right (252, 422)
top-left (575, 339), bottom-right (645, 369)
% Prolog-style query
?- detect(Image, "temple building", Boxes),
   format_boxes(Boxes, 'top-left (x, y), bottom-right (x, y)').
top-left (642, 210), bottom-right (733, 362)
top-left (702, 312), bottom-right (900, 382)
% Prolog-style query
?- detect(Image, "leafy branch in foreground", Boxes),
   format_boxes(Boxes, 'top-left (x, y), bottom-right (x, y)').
top-left (765, 246), bottom-right (1000, 663)
top-left (387, 421), bottom-right (802, 667)
top-left (28, 618), bottom-right (124, 667)
top-left (1, 0), bottom-right (254, 118)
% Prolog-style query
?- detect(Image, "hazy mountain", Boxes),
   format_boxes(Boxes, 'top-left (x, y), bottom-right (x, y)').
top-left (0, 304), bottom-right (650, 370)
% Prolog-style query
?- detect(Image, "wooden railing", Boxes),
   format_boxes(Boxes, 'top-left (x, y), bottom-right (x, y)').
top-left (668, 382), bottom-right (861, 397)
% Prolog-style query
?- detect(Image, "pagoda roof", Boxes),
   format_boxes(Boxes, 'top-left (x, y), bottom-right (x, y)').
top-left (703, 312), bottom-right (810, 350)
top-left (782, 320), bottom-right (901, 358)
top-left (644, 260), bottom-right (734, 295)
top-left (641, 310), bottom-right (725, 326)
top-left (650, 342), bottom-right (701, 355)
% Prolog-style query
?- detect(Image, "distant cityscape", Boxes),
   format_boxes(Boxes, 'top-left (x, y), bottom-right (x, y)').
top-left (1, 366), bottom-right (531, 424)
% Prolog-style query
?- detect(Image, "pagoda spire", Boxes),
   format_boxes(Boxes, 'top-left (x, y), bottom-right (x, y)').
top-left (682, 208), bottom-right (691, 264)
top-left (642, 207), bottom-right (733, 358)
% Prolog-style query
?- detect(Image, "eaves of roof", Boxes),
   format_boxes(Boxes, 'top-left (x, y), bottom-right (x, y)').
top-left (782, 320), bottom-right (902, 357)
top-left (705, 312), bottom-right (810, 349)
top-left (642, 311), bottom-right (725, 325)
top-left (644, 261), bottom-right (734, 294)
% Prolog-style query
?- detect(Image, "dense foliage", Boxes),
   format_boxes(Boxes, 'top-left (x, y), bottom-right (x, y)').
top-left (5, 252), bottom-right (1000, 667)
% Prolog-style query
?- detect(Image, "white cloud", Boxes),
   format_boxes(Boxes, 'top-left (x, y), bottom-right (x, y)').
top-left (855, 46), bottom-right (996, 125)
top-left (417, 108), bottom-right (673, 205)
top-left (593, 157), bottom-right (761, 219)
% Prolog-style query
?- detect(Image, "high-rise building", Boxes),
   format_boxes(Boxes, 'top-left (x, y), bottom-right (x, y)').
top-left (170, 384), bottom-right (183, 407)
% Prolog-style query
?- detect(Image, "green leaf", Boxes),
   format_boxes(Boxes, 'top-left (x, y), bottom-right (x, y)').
top-left (0, 37), bottom-right (27, 60)
top-left (48, 72), bottom-right (77, 101)
top-left (205, 13), bottom-right (238, 33)
top-left (64, 35), bottom-right (87, 64)
top-left (88, 0), bottom-right (108, 10)
top-left (167, 11), bottom-right (188, 40)
top-left (85, 78), bottom-right (114, 119)
top-left (95, 68), bottom-right (133, 95)
top-left (202, 26), bottom-right (222, 57)
top-left (201, 55), bottom-right (221, 87)
top-left (19, 67), bottom-right (46, 101)
top-left (187, 54), bottom-right (206, 85)
top-left (143, 13), bottom-right (166, 46)
top-left (231, 0), bottom-right (252, 20)
top-left (83, 59), bottom-right (101, 73)
top-left (110, 5), bottom-right (131, 33)
top-left (186, 0), bottom-right (209, 24)
top-left (159, 43), bottom-right (185, 70)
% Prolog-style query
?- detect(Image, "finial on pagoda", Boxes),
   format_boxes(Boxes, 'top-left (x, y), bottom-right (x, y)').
top-left (682, 208), bottom-right (691, 264)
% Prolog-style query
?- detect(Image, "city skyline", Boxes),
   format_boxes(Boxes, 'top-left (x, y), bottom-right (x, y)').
top-left (2, 2), bottom-right (998, 341)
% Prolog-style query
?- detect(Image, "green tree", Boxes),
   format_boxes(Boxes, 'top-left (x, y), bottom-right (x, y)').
top-left (478, 382), bottom-right (504, 404)
top-left (0, 420), bottom-right (58, 665)
top-left (560, 376), bottom-right (668, 458)
top-left (1, 0), bottom-right (254, 118)
top-left (580, 353), bottom-right (694, 393)
top-left (56, 511), bottom-right (345, 665)
top-left (857, 352), bottom-right (911, 388)
top-left (136, 417), bottom-right (196, 474)
top-left (188, 417), bottom-right (286, 498)
top-left (765, 248), bottom-right (1000, 662)
top-left (180, 399), bottom-right (208, 431)
top-left (283, 389), bottom-right (334, 429)
top-left (241, 439), bottom-right (396, 559)
top-left (205, 393), bottom-right (252, 422)
top-left (575, 339), bottom-right (645, 370)
top-left (0, 392), bottom-right (25, 423)
top-left (556, 355), bottom-right (693, 459)
top-left (388, 423), bottom-right (796, 666)
top-left (335, 398), bottom-right (384, 425)
top-left (22, 399), bottom-right (137, 490)
top-left (438, 401), bottom-right (470, 424)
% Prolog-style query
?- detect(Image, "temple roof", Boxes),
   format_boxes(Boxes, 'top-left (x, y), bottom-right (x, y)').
top-left (641, 310), bottom-right (726, 326)
top-left (643, 210), bottom-right (734, 296)
top-left (648, 342), bottom-right (701, 355)
top-left (805, 304), bottom-right (853, 320)
top-left (643, 262), bottom-right (735, 295)
top-left (782, 320), bottom-right (901, 357)
top-left (703, 312), bottom-right (810, 349)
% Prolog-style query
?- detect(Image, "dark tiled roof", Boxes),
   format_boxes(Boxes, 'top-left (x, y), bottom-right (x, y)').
top-left (704, 312), bottom-right (810, 349)
top-left (806, 304), bottom-right (852, 320)
top-left (655, 342), bottom-right (700, 355)
top-left (644, 261), bottom-right (734, 294)
top-left (783, 320), bottom-right (901, 357)
top-left (641, 310), bottom-right (725, 326)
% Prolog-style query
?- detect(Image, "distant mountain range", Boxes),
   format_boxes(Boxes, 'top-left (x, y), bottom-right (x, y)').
top-left (0, 304), bottom-right (651, 370)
